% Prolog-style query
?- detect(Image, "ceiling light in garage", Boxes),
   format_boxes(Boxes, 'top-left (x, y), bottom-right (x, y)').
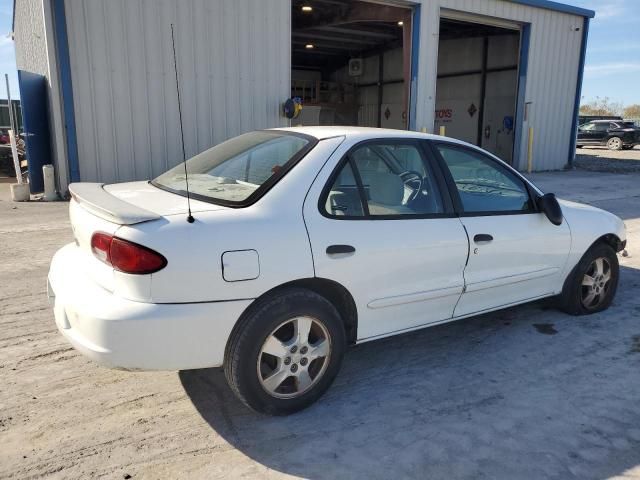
top-left (305, 44), bottom-right (314, 49)
top-left (302, 5), bottom-right (312, 12)
top-left (397, 21), bottom-right (404, 26)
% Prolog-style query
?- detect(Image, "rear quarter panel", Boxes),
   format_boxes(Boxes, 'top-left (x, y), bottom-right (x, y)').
top-left (115, 136), bottom-right (346, 303)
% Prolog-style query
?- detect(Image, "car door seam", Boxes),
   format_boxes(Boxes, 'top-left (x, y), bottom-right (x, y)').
top-left (301, 137), bottom-right (347, 277)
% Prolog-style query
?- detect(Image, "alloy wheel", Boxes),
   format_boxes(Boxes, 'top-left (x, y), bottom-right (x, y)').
top-left (608, 137), bottom-right (622, 150)
top-left (257, 316), bottom-right (331, 399)
top-left (581, 257), bottom-right (612, 310)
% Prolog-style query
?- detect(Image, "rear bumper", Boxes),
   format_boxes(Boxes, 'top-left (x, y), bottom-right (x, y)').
top-left (48, 243), bottom-right (252, 370)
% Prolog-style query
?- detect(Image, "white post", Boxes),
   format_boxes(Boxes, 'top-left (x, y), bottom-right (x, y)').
top-left (9, 129), bottom-right (23, 184)
top-left (43, 164), bottom-right (57, 201)
top-left (5, 74), bottom-right (16, 134)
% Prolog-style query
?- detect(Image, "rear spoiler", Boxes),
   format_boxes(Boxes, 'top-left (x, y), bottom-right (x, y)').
top-left (69, 183), bottom-right (161, 225)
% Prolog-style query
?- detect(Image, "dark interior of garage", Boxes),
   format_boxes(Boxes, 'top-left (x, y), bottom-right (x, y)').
top-left (291, 0), bottom-right (412, 129)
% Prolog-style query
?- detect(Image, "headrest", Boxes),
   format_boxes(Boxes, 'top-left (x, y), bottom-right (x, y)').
top-left (367, 173), bottom-right (404, 206)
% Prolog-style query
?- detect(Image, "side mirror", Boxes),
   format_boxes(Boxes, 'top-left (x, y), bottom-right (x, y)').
top-left (537, 193), bottom-right (563, 226)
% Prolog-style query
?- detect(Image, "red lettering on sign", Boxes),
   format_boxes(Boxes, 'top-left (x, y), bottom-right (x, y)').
top-left (435, 109), bottom-right (453, 119)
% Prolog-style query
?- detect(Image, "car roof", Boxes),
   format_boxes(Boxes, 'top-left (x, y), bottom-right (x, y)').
top-left (272, 126), bottom-right (473, 146)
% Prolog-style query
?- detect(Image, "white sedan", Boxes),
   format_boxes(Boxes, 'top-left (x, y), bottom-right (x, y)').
top-left (49, 127), bottom-right (626, 415)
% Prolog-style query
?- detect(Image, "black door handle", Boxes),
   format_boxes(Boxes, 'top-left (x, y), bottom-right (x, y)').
top-left (326, 245), bottom-right (356, 255)
top-left (473, 234), bottom-right (493, 243)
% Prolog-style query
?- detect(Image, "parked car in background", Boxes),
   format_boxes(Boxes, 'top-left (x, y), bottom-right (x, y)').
top-left (49, 127), bottom-right (626, 415)
top-left (0, 129), bottom-right (9, 144)
top-left (578, 115), bottom-right (622, 126)
top-left (577, 120), bottom-right (640, 150)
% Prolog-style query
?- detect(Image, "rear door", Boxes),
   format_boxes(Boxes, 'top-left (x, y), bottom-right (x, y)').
top-left (593, 122), bottom-right (610, 143)
top-left (430, 141), bottom-right (571, 317)
top-left (303, 139), bottom-right (469, 340)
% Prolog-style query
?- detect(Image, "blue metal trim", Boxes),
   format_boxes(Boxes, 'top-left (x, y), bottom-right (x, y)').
top-left (568, 17), bottom-right (590, 167)
top-left (509, 0), bottom-right (595, 18)
top-left (512, 23), bottom-right (530, 170)
top-left (408, 4), bottom-right (420, 131)
top-left (52, 0), bottom-right (80, 182)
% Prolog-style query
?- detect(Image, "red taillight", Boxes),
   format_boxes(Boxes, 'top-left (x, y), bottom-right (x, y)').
top-left (90, 232), bottom-right (167, 274)
top-left (91, 232), bottom-right (112, 263)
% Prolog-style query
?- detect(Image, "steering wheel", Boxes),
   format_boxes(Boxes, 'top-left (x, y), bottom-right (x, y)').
top-left (399, 170), bottom-right (424, 202)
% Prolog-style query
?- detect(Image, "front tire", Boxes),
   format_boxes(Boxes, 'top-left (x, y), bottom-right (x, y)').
top-left (224, 288), bottom-right (346, 415)
top-left (559, 243), bottom-right (619, 315)
top-left (607, 137), bottom-right (623, 151)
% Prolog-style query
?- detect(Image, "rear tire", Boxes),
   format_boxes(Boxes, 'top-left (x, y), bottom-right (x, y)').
top-left (559, 243), bottom-right (619, 315)
top-left (607, 137), bottom-right (623, 151)
top-left (224, 288), bottom-right (346, 415)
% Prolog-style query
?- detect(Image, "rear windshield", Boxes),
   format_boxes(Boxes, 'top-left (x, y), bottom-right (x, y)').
top-left (152, 131), bottom-right (314, 206)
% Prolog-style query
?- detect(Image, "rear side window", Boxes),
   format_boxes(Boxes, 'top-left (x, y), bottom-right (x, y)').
top-left (436, 144), bottom-right (532, 214)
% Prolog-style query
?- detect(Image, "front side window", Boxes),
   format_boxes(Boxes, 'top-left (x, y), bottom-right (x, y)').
top-left (324, 142), bottom-right (444, 218)
top-left (153, 131), bottom-right (312, 205)
top-left (436, 144), bottom-right (532, 214)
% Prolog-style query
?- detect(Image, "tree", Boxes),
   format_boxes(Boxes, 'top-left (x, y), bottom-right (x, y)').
top-left (623, 104), bottom-right (640, 118)
top-left (579, 97), bottom-right (623, 116)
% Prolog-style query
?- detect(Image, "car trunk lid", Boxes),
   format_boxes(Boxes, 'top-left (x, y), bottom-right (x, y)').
top-left (70, 181), bottom-right (228, 224)
top-left (69, 183), bottom-right (162, 225)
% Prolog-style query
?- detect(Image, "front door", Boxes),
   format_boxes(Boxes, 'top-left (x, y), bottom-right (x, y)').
top-left (578, 122), bottom-right (606, 145)
top-left (431, 142), bottom-right (571, 317)
top-left (303, 139), bottom-right (469, 340)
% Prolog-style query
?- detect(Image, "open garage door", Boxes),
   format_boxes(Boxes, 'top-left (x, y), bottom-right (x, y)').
top-left (435, 16), bottom-right (521, 164)
top-left (291, 0), bottom-right (414, 129)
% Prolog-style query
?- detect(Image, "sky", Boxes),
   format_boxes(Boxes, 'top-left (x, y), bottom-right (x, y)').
top-left (0, 0), bottom-right (638, 105)
top-left (0, 0), bottom-right (17, 100)
top-left (571, 0), bottom-right (640, 106)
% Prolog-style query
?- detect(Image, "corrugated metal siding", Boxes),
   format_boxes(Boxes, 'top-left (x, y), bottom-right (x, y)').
top-left (63, 0), bottom-right (584, 179)
top-left (64, 0), bottom-right (290, 183)
top-left (415, 0), bottom-right (584, 170)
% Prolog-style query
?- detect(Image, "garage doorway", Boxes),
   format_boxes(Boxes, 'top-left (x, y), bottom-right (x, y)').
top-left (291, 1), bottom-right (415, 129)
top-left (435, 16), bottom-right (521, 164)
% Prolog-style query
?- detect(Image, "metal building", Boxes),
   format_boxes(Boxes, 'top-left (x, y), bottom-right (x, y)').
top-left (12, 0), bottom-right (594, 194)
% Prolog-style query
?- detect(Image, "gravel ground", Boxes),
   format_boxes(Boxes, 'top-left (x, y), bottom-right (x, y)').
top-left (575, 147), bottom-right (640, 173)
top-left (1, 171), bottom-right (639, 480)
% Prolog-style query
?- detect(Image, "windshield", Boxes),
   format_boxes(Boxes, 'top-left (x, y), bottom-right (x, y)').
top-left (153, 131), bottom-right (314, 205)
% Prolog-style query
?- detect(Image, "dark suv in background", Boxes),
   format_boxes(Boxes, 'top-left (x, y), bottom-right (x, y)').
top-left (577, 120), bottom-right (640, 150)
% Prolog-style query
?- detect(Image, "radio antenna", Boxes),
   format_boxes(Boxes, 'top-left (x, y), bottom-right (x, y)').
top-left (170, 23), bottom-right (194, 223)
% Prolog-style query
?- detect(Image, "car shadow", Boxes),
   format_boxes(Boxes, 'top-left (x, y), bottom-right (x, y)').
top-left (179, 265), bottom-right (640, 479)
